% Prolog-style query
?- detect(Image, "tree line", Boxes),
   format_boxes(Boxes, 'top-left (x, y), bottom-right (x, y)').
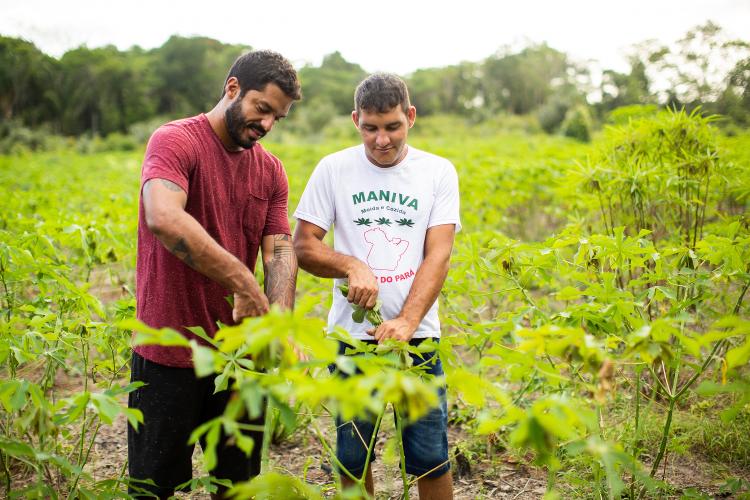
top-left (1, 21), bottom-right (748, 141)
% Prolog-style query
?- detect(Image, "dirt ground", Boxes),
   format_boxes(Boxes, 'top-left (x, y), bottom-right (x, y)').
top-left (86, 404), bottom-right (549, 499)
top-left (5, 359), bottom-right (750, 499)
top-left (80, 398), bottom-right (748, 499)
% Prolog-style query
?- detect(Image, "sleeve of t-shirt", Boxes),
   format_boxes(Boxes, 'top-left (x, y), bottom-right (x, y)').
top-left (140, 124), bottom-right (195, 193)
top-left (264, 158), bottom-right (292, 236)
top-left (293, 158), bottom-right (335, 232)
top-left (427, 161), bottom-right (462, 233)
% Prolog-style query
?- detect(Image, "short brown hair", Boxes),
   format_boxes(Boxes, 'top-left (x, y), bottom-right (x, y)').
top-left (354, 73), bottom-right (410, 114)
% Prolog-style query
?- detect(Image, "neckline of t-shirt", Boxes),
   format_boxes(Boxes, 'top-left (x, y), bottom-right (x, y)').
top-left (199, 113), bottom-right (257, 155)
top-left (359, 144), bottom-right (414, 173)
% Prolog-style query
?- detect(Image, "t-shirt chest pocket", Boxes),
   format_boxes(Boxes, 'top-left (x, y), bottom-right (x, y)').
top-left (242, 191), bottom-right (269, 245)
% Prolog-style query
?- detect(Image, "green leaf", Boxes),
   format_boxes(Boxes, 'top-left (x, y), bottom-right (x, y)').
top-left (335, 355), bottom-right (356, 375)
top-left (726, 339), bottom-right (750, 369)
top-left (352, 306), bottom-right (366, 323)
top-left (186, 325), bottom-right (217, 347)
top-left (191, 341), bottom-right (217, 378)
top-left (235, 432), bottom-right (256, 456)
top-left (90, 393), bottom-right (121, 424)
top-left (203, 423), bottom-right (220, 471)
top-left (214, 369), bottom-right (230, 393)
top-left (0, 439), bottom-right (35, 458)
top-left (123, 408), bottom-right (144, 430)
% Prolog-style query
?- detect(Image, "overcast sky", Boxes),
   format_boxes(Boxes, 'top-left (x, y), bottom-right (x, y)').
top-left (1, 0), bottom-right (748, 74)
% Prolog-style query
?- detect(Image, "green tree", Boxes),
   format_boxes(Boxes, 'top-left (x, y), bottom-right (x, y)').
top-left (408, 62), bottom-right (481, 116)
top-left (58, 45), bottom-right (156, 135)
top-left (482, 43), bottom-right (580, 115)
top-left (599, 56), bottom-right (652, 112)
top-left (640, 22), bottom-right (749, 109)
top-left (151, 36), bottom-right (249, 116)
top-left (0, 37), bottom-right (59, 127)
top-left (296, 51), bottom-right (367, 115)
top-left (718, 57), bottom-right (750, 126)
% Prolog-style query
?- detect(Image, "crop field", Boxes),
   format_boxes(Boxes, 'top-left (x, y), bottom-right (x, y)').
top-left (1, 111), bottom-right (750, 499)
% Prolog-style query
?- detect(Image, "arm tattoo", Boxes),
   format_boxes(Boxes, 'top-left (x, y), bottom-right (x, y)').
top-left (264, 234), bottom-right (297, 309)
top-left (171, 238), bottom-right (196, 268)
top-left (159, 179), bottom-right (184, 192)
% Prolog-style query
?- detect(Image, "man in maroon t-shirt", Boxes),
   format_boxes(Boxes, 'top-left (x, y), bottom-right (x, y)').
top-left (128, 50), bottom-right (300, 499)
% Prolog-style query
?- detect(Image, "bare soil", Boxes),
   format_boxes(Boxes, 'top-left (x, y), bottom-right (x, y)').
top-left (6, 362), bottom-right (750, 499)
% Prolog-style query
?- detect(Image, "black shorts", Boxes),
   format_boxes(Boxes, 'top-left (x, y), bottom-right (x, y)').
top-left (127, 351), bottom-right (263, 497)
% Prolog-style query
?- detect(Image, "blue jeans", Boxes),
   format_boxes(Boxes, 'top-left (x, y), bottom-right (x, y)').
top-left (332, 339), bottom-right (450, 479)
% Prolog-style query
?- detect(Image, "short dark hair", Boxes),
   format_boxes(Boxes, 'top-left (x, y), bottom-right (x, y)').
top-left (354, 73), bottom-right (410, 114)
top-left (223, 50), bottom-right (301, 100)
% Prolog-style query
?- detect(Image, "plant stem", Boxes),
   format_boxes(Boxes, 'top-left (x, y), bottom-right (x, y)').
top-left (66, 421), bottom-right (102, 499)
top-left (394, 407), bottom-right (410, 500)
top-left (733, 278), bottom-right (750, 315)
top-left (630, 365), bottom-right (643, 500)
top-left (360, 406), bottom-right (386, 488)
top-left (260, 397), bottom-right (273, 473)
top-left (311, 420), bottom-right (359, 485)
top-left (649, 396), bottom-right (676, 477)
top-left (0, 257), bottom-right (13, 322)
top-left (1, 451), bottom-right (10, 497)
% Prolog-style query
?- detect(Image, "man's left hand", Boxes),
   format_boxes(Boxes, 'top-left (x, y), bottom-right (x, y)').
top-left (367, 317), bottom-right (417, 343)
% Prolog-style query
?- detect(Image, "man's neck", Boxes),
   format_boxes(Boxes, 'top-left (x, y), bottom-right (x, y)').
top-left (205, 106), bottom-right (242, 152)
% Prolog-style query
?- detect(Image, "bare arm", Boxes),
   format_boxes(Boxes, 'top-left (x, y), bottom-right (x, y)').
top-left (142, 178), bottom-right (269, 322)
top-left (293, 219), bottom-right (378, 309)
top-left (370, 224), bottom-right (456, 342)
top-left (261, 234), bottom-right (297, 310)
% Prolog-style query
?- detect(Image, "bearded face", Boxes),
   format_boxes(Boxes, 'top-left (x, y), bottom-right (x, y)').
top-left (224, 97), bottom-right (267, 149)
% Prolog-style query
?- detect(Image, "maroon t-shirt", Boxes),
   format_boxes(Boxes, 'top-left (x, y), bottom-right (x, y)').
top-left (134, 114), bottom-right (291, 367)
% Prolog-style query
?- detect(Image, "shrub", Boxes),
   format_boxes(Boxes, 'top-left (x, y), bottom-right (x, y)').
top-left (561, 105), bottom-right (593, 142)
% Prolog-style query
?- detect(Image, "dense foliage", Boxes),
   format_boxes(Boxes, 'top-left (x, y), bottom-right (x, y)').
top-left (2, 21), bottom-right (749, 150)
top-left (0, 110), bottom-right (748, 498)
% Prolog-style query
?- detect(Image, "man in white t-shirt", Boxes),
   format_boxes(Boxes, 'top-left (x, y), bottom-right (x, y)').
top-left (294, 73), bottom-right (459, 499)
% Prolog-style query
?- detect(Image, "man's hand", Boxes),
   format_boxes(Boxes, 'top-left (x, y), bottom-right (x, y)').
top-left (232, 279), bottom-right (270, 323)
top-left (367, 317), bottom-right (417, 343)
top-left (294, 220), bottom-right (378, 309)
top-left (346, 260), bottom-right (379, 309)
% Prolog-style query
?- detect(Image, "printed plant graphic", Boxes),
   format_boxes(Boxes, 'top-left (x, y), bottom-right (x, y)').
top-left (375, 217), bottom-right (391, 226)
top-left (395, 218), bottom-right (414, 227)
top-left (354, 217), bottom-right (372, 226)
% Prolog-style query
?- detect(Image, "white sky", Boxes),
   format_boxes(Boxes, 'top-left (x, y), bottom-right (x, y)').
top-left (1, 0), bottom-right (748, 75)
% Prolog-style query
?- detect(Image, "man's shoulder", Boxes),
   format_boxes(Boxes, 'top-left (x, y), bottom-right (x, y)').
top-left (149, 115), bottom-right (206, 150)
top-left (408, 146), bottom-right (451, 166)
top-left (322, 145), bottom-right (363, 165)
top-left (407, 146), bottom-right (456, 178)
top-left (155, 114), bottom-right (204, 136)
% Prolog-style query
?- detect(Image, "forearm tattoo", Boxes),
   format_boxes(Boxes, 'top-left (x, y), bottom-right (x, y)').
top-left (171, 237), bottom-right (196, 268)
top-left (264, 234), bottom-right (298, 309)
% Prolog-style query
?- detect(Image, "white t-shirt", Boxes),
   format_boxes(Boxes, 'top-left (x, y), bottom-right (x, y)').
top-left (294, 144), bottom-right (461, 339)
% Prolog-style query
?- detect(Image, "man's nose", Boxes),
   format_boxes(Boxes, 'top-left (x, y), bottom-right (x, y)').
top-left (261, 115), bottom-right (275, 133)
top-left (375, 132), bottom-right (390, 147)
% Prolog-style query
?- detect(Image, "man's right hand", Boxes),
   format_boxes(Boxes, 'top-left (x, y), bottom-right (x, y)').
top-left (345, 260), bottom-right (379, 309)
top-left (233, 280), bottom-right (270, 323)
top-left (294, 220), bottom-right (378, 309)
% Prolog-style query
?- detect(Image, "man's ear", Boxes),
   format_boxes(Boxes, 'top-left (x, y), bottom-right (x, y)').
top-left (224, 77), bottom-right (241, 100)
top-left (351, 110), bottom-right (359, 128)
top-left (407, 106), bottom-right (416, 128)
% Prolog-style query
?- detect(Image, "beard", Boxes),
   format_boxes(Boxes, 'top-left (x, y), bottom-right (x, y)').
top-left (224, 99), bottom-right (266, 149)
